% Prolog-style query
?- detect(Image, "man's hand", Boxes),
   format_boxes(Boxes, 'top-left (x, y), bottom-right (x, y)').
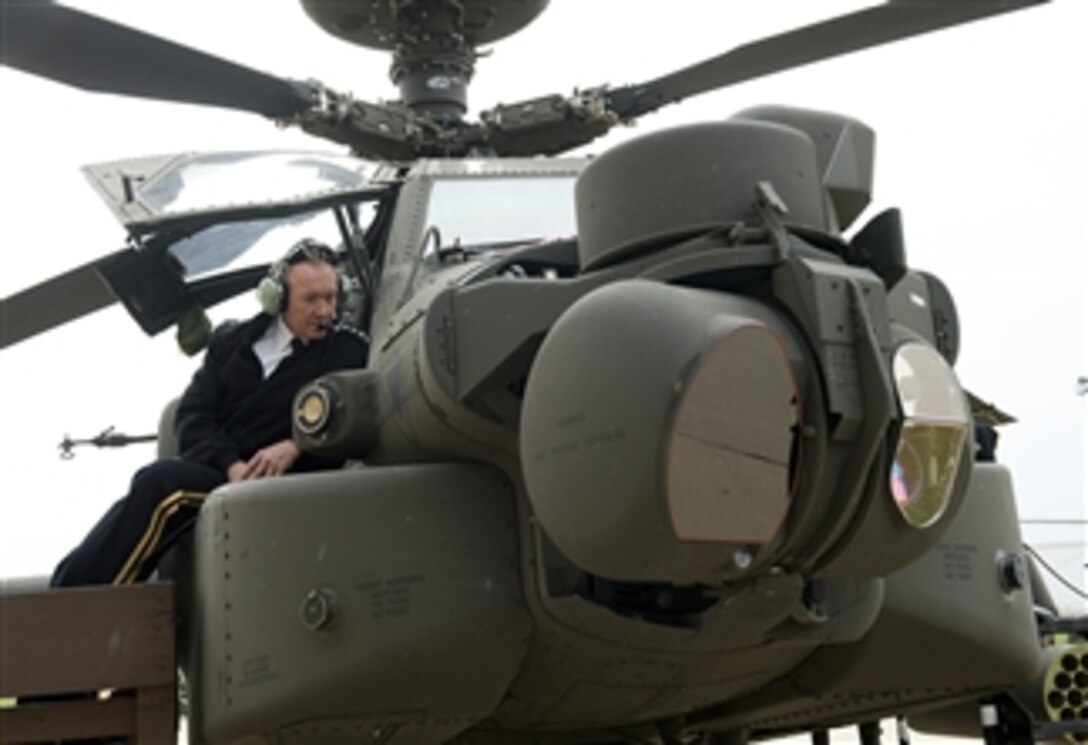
top-left (227, 460), bottom-right (249, 483)
top-left (234, 440), bottom-right (302, 481)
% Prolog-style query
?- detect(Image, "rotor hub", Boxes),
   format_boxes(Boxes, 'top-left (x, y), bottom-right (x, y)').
top-left (299, 0), bottom-right (550, 118)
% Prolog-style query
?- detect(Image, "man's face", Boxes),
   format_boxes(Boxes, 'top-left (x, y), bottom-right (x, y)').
top-left (282, 260), bottom-right (338, 341)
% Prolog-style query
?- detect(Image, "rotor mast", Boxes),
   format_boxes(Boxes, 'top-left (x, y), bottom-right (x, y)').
top-left (390, 1), bottom-right (474, 120)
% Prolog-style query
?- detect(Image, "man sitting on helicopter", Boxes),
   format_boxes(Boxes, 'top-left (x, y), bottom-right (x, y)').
top-left (50, 239), bottom-right (368, 587)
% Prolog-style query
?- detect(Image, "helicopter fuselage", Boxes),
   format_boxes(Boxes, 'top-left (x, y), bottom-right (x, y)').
top-left (172, 111), bottom-right (1042, 744)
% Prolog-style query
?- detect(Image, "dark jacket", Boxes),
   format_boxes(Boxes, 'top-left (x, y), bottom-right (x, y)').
top-left (174, 313), bottom-right (367, 474)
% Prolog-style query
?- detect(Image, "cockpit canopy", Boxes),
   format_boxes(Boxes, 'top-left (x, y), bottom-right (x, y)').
top-left (82, 151), bottom-right (392, 338)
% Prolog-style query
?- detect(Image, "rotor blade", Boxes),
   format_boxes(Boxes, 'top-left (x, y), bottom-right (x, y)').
top-left (0, 0), bottom-right (315, 118)
top-left (608, 0), bottom-right (1048, 120)
top-left (0, 252), bottom-right (121, 350)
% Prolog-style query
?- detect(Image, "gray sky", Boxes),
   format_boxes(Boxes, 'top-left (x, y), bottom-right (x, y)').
top-left (0, 1), bottom-right (1084, 610)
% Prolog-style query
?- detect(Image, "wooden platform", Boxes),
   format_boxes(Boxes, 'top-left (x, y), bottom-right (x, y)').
top-left (0, 582), bottom-right (176, 743)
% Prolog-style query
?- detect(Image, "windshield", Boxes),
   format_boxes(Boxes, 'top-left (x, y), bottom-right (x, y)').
top-left (167, 203), bottom-right (378, 280)
top-left (423, 176), bottom-right (576, 252)
top-left (139, 152), bottom-right (370, 215)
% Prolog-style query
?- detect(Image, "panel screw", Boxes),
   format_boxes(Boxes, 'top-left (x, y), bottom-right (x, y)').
top-left (301, 587), bottom-right (339, 631)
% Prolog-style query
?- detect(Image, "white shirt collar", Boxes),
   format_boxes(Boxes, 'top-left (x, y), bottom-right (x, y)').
top-left (252, 315), bottom-right (297, 378)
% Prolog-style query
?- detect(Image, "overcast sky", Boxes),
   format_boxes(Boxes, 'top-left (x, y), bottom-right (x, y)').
top-left (0, 1), bottom-right (1084, 611)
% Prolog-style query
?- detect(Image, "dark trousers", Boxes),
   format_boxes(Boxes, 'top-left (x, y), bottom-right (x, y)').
top-left (51, 459), bottom-right (226, 587)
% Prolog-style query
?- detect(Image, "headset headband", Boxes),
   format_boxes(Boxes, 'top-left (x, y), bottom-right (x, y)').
top-left (256, 239), bottom-right (344, 315)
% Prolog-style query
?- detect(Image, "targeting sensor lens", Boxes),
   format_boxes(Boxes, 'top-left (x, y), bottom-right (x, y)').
top-left (295, 384), bottom-right (334, 436)
top-left (889, 343), bottom-right (970, 528)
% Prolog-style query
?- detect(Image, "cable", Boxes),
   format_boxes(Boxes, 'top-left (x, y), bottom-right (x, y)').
top-left (1023, 543), bottom-right (1088, 601)
top-left (1021, 519), bottom-right (1088, 525)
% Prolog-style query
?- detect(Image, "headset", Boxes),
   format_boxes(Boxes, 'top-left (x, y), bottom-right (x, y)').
top-left (256, 239), bottom-right (352, 316)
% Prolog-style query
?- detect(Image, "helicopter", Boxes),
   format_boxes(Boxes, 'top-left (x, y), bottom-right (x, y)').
top-left (1, 1), bottom-right (1086, 743)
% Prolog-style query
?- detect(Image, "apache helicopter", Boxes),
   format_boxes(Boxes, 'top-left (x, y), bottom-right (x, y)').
top-left (1, 1), bottom-right (1085, 744)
